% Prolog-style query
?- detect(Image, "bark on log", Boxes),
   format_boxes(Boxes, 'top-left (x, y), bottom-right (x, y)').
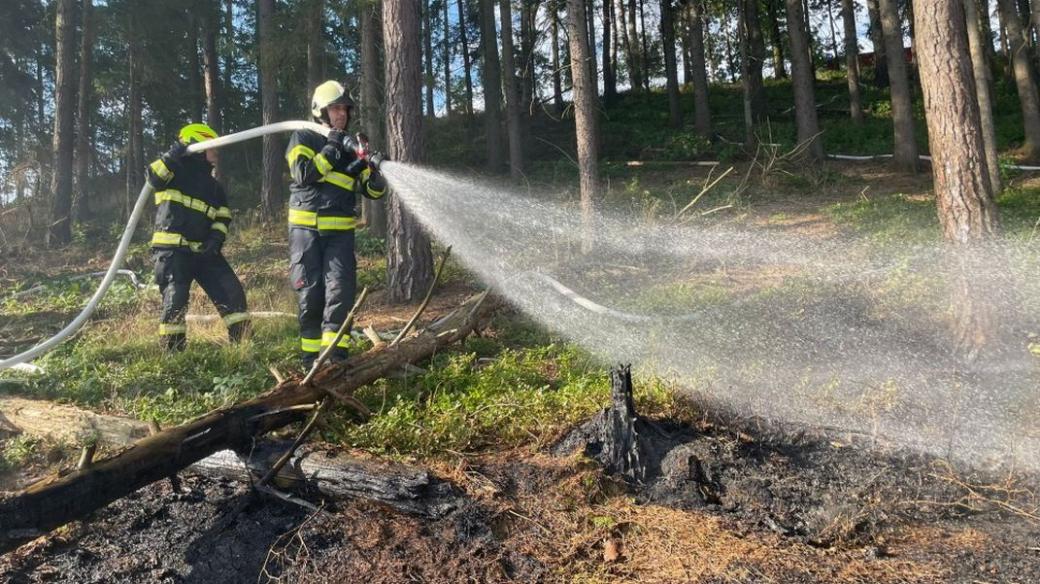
top-left (0, 292), bottom-right (492, 552)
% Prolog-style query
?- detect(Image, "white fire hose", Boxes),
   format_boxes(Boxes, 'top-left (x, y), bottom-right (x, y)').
top-left (0, 121), bottom-right (331, 370)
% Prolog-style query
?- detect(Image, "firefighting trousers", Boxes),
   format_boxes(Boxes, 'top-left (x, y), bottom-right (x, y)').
top-left (154, 248), bottom-right (250, 351)
top-left (288, 228), bottom-right (356, 363)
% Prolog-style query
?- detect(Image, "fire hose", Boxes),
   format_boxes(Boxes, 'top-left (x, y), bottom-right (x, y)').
top-left (0, 121), bottom-right (332, 370)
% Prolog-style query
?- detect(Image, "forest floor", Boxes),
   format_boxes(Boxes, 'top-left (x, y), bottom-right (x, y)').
top-left (2, 160), bottom-right (1040, 583)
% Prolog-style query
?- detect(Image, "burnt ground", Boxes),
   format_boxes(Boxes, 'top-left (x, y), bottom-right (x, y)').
top-left (2, 410), bottom-right (1039, 584)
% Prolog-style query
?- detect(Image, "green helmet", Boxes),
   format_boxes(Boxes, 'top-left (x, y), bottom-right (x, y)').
top-left (311, 80), bottom-right (356, 122)
top-left (178, 122), bottom-right (219, 145)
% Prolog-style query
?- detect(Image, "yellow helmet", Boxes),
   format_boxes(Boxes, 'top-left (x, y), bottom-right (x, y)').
top-left (178, 122), bottom-right (219, 145)
top-left (311, 80), bottom-right (356, 121)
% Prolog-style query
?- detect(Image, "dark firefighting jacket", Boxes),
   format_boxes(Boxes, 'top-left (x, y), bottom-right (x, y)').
top-left (146, 154), bottom-right (231, 252)
top-left (285, 129), bottom-right (386, 233)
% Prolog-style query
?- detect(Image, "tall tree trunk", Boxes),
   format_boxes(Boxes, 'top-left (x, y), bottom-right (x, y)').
top-left (964, 0), bottom-right (1002, 194)
top-left (520, 1), bottom-right (537, 114)
top-left (826, 0), bottom-right (841, 60)
top-left (603, 0), bottom-right (617, 101)
top-left (586, 0), bottom-right (599, 93)
top-left (879, 0), bottom-right (919, 171)
top-left (552, 1), bottom-right (565, 112)
top-left (383, 0), bottom-right (435, 303)
top-left (423, 0), bottom-right (435, 117)
top-left (765, 0), bottom-right (788, 78)
top-left (626, 0), bottom-right (643, 90)
top-left (841, 0), bottom-right (864, 122)
top-left (73, 0), bottom-right (94, 222)
top-left (866, 0), bottom-right (889, 87)
top-left (611, 0), bottom-right (622, 88)
top-left (739, 0), bottom-right (768, 147)
top-left (307, 0), bottom-right (324, 100)
top-left (638, 0), bottom-right (650, 91)
top-left (48, 0), bottom-right (76, 246)
top-left (457, 0), bottom-right (475, 116)
top-left (126, 6), bottom-right (144, 222)
top-left (915, 0), bottom-right (1000, 362)
top-left (442, 0), bottom-right (452, 117)
top-left (361, 0), bottom-right (386, 238)
top-left (223, 0), bottom-right (234, 91)
top-left (978, 0), bottom-right (997, 68)
top-left (188, 14), bottom-right (204, 122)
top-left (202, 2), bottom-right (224, 183)
top-left (479, 0), bottom-right (505, 171)
top-left (686, 0), bottom-right (712, 137)
top-left (786, 0), bottom-right (825, 160)
top-left (567, 0), bottom-right (600, 253)
top-left (500, 0), bottom-right (524, 178)
top-left (997, 0), bottom-right (1040, 160)
top-left (258, 0), bottom-right (281, 217)
top-left (680, 7), bottom-right (693, 83)
top-left (661, 0), bottom-right (682, 127)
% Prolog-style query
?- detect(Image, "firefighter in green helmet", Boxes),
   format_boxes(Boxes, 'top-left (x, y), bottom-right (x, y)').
top-left (285, 80), bottom-right (387, 366)
top-left (147, 123), bottom-right (250, 351)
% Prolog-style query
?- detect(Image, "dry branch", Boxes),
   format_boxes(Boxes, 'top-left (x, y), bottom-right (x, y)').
top-left (0, 291), bottom-right (493, 552)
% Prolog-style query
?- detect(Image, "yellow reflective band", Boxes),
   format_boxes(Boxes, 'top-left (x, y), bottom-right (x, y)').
top-left (288, 208), bottom-right (318, 227)
top-left (215, 206), bottom-right (232, 219)
top-left (316, 216), bottom-right (357, 231)
top-left (366, 183), bottom-right (386, 199)
top-left (321, 171), bottom-right (355, 190)
top-left (151, 231), bottom-right (203, 252)
top-left (322, 331), bottom-right (350, 349)
top-left (159, 323), bottom-right (187, 335)
top-left (150, 159), bottom-right (173, 181)
top-left (360, 166), bottom-right (372, 182)
top-left (211, 222), bottom-right (228, 235)
top-left (155, 190), bottom-right (218, 220)
top-left (301, 337), bottom-right (322, 353)
top-left (314, 152), bottom-right (333, 175)
top-left (286, 144), bottom-right (316, 165)
top-left (223, 312), bottom-right (250, 326)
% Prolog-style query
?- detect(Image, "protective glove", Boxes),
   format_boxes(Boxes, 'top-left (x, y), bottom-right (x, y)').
top-left (200, 235), bottom-right (224, 257)
top-left (368, 151), bottom-right (387, 171)
top-left (326, 128), bottom-right (348, 150)
top-left (164, 141), bottom-right (189, 161)
top-left (344, 156), bottom-right (369, 178)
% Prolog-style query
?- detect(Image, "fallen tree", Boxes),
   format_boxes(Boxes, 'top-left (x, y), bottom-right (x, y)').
top-left (0, 291), bottom-right (492, 553)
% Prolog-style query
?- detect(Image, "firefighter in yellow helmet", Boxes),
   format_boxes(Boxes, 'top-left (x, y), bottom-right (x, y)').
top-left (285, 80), bottom-right (387, 366)
top-left (146, 123), bottom-right (250, 351)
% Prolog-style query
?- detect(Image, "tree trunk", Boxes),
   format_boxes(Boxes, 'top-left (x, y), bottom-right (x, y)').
top-left (223, 0), bottom-right (234, 91)
top-left (997, 0), bottom-right (1040, 160)
top-left (520, 1), bottom-right (538, 115)
top-left (442, 0), bottom-right (452, 117)
top-left (686, 0), bottom-right (712, 137)
top-left (826, 0), bottom-right (841, 60)
top-left (458, 0), bottom-right (475, 116)
top-left (423, 0), bottom-right (436, 117)
top-left (552, 1), bottom-right (565, 112)
top-left (567, 0), bottom-right (600, 253)
top-left (126, 6), bottom-right (144, 222)
top-left (384, 0), bottom-right (435, 303)
top-left (739, 0), bottom-right (768, 147)
top-left (361, 0), bottom-right (387, 238)
top-left (604, 0), bottom-right (617, 101)
top-left (765, 0), bottom-right (788, 78)
top-left (786, 0), bottom-right (825, 160)
top-left (661, 0), bottom-right (683, 127)
top-left (0, 294), bottom-right (493, 553)
top-left (914, 0), bottom-right (1000, 363)
top-left (258, 0), bottom-right (281, 217)
top-left (626, 0), bottom-right (643, 90)
top-left (586, 0), bottom-right (599, 94)
top-left (638, 0), bottom-right (651, 91)
top-left (964, 0), bottom-right (1003, 194)
top-left (73, 0), bottom-right (94, 223)
top-left (500, 0), bottom-right (524, 179)
top-left (479, 0), bottom-right (505, 171)
top-left (879, 0), bottom-right (919, 171)
top-left (841, 0), bottom-right (864, 122)
top-left (866, 0), bottom-right (889, 87)
top-left (188, 14), bottom-right (204, 122)
top-left (202, 2), bottom-right (224, 184)
top-left (307, 0), bottom-right (324, 100)
top-left (47, 0), bottom-right (76, 247)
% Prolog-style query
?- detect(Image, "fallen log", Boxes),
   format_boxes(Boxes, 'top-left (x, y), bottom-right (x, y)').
top-left (0, 291), bottom-right (492, 552)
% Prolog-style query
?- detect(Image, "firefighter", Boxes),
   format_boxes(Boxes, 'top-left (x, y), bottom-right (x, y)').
top-left (285, 80), bottom-right (387, 366)
top-left (147, 123), bottom-right (250, 351)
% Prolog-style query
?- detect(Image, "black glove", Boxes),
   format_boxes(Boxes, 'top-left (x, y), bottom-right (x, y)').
top-left (200, 235), bottom-right (223, 257)
top-left (344, 157), bottom-right (368, 178)
top-left (326, 128), bottom-right (348, 150)
top-left (369, 151), bottom-right (387, 171)
top-left (164, 141), bottom-right (189, 161)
